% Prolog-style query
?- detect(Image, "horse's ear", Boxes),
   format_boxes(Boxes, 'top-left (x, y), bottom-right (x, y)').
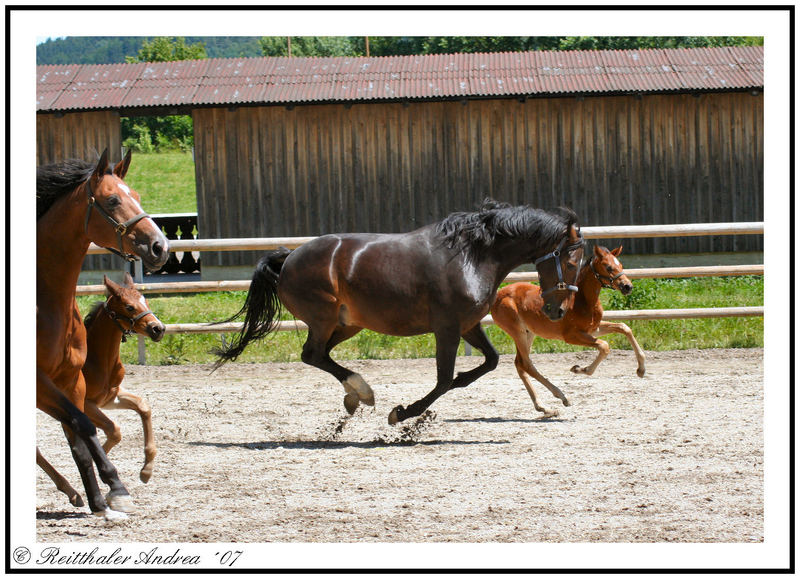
top-left (122, 271), bottom-right (135, 287)
top-left (114, 149), bottom-right (132, 179)
top-left (612, 246), bottom-right (623, 256)
top-left (103, 274), bottom-right (120, 294)
top-left (93, 149), bottom-right (110, 180)
top-left (593, 244), bottom-right (605, 258)
top-left (568, 223), bottom-right (582, 244)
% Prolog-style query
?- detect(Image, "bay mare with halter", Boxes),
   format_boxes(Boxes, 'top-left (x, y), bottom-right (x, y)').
top-left (37, 274), bottom-right (166, 508)
top-left (491, 244), bottom-right (646, 418)
top-left (215, 200), bottom-right (584, 425)
top-left (37, 150), bottom-right (168, 518)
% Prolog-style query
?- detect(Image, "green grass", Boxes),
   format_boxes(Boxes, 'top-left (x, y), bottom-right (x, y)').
top-left (125, 151), bottom-right (197, 214)
top-left (76, 275), bottom-right (763, 366)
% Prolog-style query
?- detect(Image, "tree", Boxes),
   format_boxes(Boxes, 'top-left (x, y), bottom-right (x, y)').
top-left (122, 37), bottom-right (207, 153)
top-left (259, 36), bottom-right (358, 57)
top-left (125, 36), bottom-right (207, 63)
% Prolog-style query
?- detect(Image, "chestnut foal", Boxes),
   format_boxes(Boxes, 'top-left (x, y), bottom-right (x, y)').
top-left (38, 273), bottom-right (165, 506)
top-left (491, 245), bottom-right (646, 417)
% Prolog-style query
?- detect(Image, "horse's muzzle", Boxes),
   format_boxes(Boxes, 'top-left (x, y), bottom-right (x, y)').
top-left (542, 302), bottom-right (566, 321)
top-left (147, 321), bottom-right (166, 342)
top-left (135, 236), bottom-right (170, 272)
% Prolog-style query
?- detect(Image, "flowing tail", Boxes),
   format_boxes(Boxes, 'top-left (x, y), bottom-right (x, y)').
top-left (212, 247), bottom-right (292, 369)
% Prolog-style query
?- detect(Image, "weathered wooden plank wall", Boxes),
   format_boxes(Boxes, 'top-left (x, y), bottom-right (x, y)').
top-left (36, 110), bottom-right (122, 166)
top-left (192, 90), bottom-right (763, 267)
top-left (37, 110), bottom-right (126, 271)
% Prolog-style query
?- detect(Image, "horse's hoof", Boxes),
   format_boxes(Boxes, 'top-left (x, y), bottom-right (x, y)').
top-left (94, 508), bottom-right (128, 522)
top-left (540, 408), bottom-right (560, 419)
top-left (106, 493), bottom-right (134, 514)
top-left (570, 365), bottom-right (584, 374)
top-left (68, 493), bottom-right (84, 507)
top-left (637, 367), bottom-right (646, 378)
top-left (139, 468), bottom-right (152, 484)
top-left (388, 405), bottom-right (404, 425)
top-left (344, 393), bottom-right (359, 415)
top-left (562, 398), bottom-right (572, 407)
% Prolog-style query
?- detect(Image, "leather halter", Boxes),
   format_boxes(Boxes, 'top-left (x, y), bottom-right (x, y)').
top-left (103, 297), bottom-right (155, 343)
top-left (84, 176), bottom-right (149, 261)
top-left (590, 256), bottom-right (625, 289)
top-left (534, 233), bottom-right (585, 298)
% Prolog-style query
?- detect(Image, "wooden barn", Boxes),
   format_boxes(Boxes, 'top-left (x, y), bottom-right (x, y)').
top-left (36, 46), bottom-right (763, 275)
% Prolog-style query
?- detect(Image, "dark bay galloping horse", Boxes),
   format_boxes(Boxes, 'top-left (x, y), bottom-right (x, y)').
top-left (37, 150), bottom-right (168, 518)
top-left (215, 200), bottom-right (584, 424)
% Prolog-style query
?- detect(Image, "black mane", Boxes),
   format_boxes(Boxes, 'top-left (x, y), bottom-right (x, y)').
top-left (436, 199), bottom-right (579, 261)
top-left (83, 300), bottom-right (106, 328)
top-left (37, 158), bottom-right (105, 220)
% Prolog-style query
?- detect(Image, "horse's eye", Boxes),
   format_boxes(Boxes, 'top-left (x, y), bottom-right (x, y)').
top-left (125, 305), bottom-right (135, 312)
top-left (107, 195), bottom-right (121, 209)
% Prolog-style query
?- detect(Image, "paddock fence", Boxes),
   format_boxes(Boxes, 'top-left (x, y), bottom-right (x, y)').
top-left (81, 221), bottom-right (764, 361)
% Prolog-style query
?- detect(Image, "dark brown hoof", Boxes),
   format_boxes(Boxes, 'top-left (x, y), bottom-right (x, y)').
top-left (388, 405), bottom-right (405, 425)
top-left (344, 393), bottom-right (359, 415)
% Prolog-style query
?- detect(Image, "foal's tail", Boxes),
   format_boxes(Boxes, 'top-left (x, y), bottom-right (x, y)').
top-left (212, 247), bottom-right (292, 369)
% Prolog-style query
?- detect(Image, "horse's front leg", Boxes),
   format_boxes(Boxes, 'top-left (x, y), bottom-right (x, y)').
top-left (106, 388), bottom-right (157, 483)
top-left (594, 321), bottom-right (646, 377)
top-left (566, 330), bottom-right (610, 376)
top-left (389, 323), bottom-right (499, 424)
top-left (451, 323), bottom-right (499, 389)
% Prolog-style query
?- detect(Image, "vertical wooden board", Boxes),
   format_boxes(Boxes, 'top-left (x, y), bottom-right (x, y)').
top-left (388, 104), bottom-right (400, 229)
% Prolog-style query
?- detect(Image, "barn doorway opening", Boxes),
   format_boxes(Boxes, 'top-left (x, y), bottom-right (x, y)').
top-left (121, 113), bottom-right (200, 279)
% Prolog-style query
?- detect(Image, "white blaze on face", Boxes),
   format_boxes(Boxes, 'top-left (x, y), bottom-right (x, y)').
top-left (612, 257), bottom-right (621, 267)
top-left (139, 295), bottom-right (147, 308)
top-left (117, 183), bottom-right (131, 196)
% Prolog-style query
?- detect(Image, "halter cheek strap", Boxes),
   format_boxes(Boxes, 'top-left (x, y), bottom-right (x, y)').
top-left (534, 235), bottom-right (584, 298)
top-left (103, 299), bottom-right (154, 343)
top-left (590, 258), bottom-right (625, 288)
top-left (85, 178), bottom-right (149, 262)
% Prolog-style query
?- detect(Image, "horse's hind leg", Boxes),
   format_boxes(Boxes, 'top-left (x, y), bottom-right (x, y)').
top-left (302, 324), bottom-right (374, 414)
top-left (37, 447), bottom-right (84, 507)
top-left (506, 327), bottom-right (570, 415)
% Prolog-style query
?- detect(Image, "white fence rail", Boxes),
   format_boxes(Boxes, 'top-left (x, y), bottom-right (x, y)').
top-left (87, 222), bottom-right (764, 255)
top-left (80, 221), bottom-right (763, 360)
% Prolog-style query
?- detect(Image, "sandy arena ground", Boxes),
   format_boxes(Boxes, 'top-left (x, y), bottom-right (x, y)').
top-left (36, 348), bottom-right (763, 544)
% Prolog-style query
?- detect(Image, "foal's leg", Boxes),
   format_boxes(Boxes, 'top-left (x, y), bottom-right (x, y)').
top-left (104, 388), bottom-right (158, 483)
top-left (594, 321), bottom-right (646, 377)
top-left (37, 447), bottom-right (84, 507)
top-left (389, 324), bottom-right (497, 424)
top-left (568, 331), bottom-right (611, 376)
top-left (84, 401), bottom-right (121, 453)
top-left (509, 328), bottom-right (570, 417)
top-left (302, 324), bottom-right (374, 414)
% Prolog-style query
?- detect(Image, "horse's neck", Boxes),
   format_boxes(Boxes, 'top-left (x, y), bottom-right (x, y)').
top-left (575, 263), bottom-right (603, 307)
top-left (37, 190), bottom-right (91, 308)
top-left (85, 311), bottom-right (124, 364)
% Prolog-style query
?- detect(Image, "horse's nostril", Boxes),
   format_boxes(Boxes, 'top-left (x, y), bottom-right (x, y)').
top-left (152, 241), bottom-right (163, 257)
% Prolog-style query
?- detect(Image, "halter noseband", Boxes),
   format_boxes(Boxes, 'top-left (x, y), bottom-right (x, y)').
top-left (534, 233), bottom-right (585, 298)
top-left (590, 256), bottom-right (625, 289)
top-left (84, 176), bottom-right (149, 262)
top-left (103, 297), bottom-right (155, 342)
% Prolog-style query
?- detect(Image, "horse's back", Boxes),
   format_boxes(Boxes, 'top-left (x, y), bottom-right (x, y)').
top-left (279, 231), bottom-right (441, 335)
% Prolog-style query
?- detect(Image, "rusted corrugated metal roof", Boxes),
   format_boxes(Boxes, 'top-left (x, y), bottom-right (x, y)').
top-left (36, 46), bottom-right (763, 112)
